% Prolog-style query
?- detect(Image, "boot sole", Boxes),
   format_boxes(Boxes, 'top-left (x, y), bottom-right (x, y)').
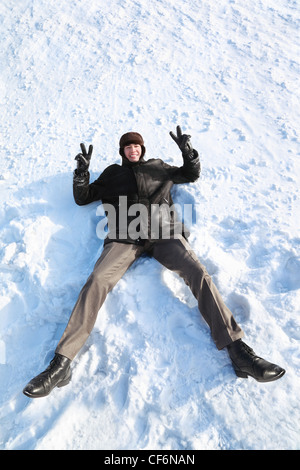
top-left (57, 376), bottom-right (72, 388)
top-left (234, 367), bottom-right (286, 382)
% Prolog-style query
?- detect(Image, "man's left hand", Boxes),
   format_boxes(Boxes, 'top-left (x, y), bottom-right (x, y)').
top-left (169, 125), bottom-right (193, 157)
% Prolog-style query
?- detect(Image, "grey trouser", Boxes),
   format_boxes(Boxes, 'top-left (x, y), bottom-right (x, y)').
top-left (56, 236), bottom-right (244, 360)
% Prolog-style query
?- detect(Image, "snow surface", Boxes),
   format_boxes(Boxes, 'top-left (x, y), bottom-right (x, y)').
top-left (0, 0), bottom-right (299, 451)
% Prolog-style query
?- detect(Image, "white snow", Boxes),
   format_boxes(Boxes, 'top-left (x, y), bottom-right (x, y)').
top-left (0, 0), bottom-right (299, 451)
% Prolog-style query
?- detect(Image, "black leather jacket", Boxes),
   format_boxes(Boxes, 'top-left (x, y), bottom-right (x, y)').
top-left (73, 151), bottom-right (200, 245)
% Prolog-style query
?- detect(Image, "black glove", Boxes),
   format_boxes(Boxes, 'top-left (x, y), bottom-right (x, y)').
top-left (75, 143), bottom-right (93, 174)
top-left (169, 125), bottom-right (194, 159)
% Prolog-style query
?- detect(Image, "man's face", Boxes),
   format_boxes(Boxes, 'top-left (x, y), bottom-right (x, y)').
top-left (124, 144), bottom-right (142, 162)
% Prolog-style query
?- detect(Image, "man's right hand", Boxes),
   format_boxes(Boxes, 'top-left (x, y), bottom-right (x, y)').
top-left (75, 143), bottom-right (93, 174)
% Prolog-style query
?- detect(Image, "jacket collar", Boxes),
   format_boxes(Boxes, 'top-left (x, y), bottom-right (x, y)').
top-left (121, 156), bottom-right (146, 167)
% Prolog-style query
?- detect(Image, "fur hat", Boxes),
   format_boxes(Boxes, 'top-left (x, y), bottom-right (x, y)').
top-left (119, 132), bottom-right (146, 158)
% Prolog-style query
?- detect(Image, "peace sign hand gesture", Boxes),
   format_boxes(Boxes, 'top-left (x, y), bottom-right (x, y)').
top-left (169, 125), bottom-right (193, 157)
top-left (75, 143), bottom-right (93, 174)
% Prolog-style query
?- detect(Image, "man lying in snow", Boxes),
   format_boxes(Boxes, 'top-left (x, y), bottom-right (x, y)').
top-left (23, 126), bottom-right (285, 398)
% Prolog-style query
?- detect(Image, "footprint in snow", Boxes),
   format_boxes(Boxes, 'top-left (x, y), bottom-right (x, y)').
top-left (271, 255), bottom-right (300, 293)
top-left (111, 372), bottom-right (130, 412)
top-left (227, 292), bottom-right (251, 322)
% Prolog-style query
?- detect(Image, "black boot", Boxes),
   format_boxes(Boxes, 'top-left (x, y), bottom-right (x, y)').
top-left (23, 353), bottom-right (72, 398)
top-left (227, 339), bottom-right (285, 383)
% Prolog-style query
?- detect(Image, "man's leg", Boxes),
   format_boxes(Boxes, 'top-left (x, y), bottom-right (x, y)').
top-left (56, 241), bottom-right (143, 360)
top-left (151, 236), bottom-right (243, 350)
top-left (151, 236), bottom-right (285, 382)
top-left (23, 242), bottom-right (143, 398)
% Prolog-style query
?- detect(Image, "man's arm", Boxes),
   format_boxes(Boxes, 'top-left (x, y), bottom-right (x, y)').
top-left (73, 172), bottom-right (105, 206)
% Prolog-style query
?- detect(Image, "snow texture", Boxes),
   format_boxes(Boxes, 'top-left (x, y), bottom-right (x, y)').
top-left (0, 0), bottom-right (299, 450)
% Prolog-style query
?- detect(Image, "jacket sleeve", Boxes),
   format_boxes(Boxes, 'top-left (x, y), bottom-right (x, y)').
top-left (162, 150), bottom-right (201, 184)
top-left (73, 170), bottom-right (107, 206)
